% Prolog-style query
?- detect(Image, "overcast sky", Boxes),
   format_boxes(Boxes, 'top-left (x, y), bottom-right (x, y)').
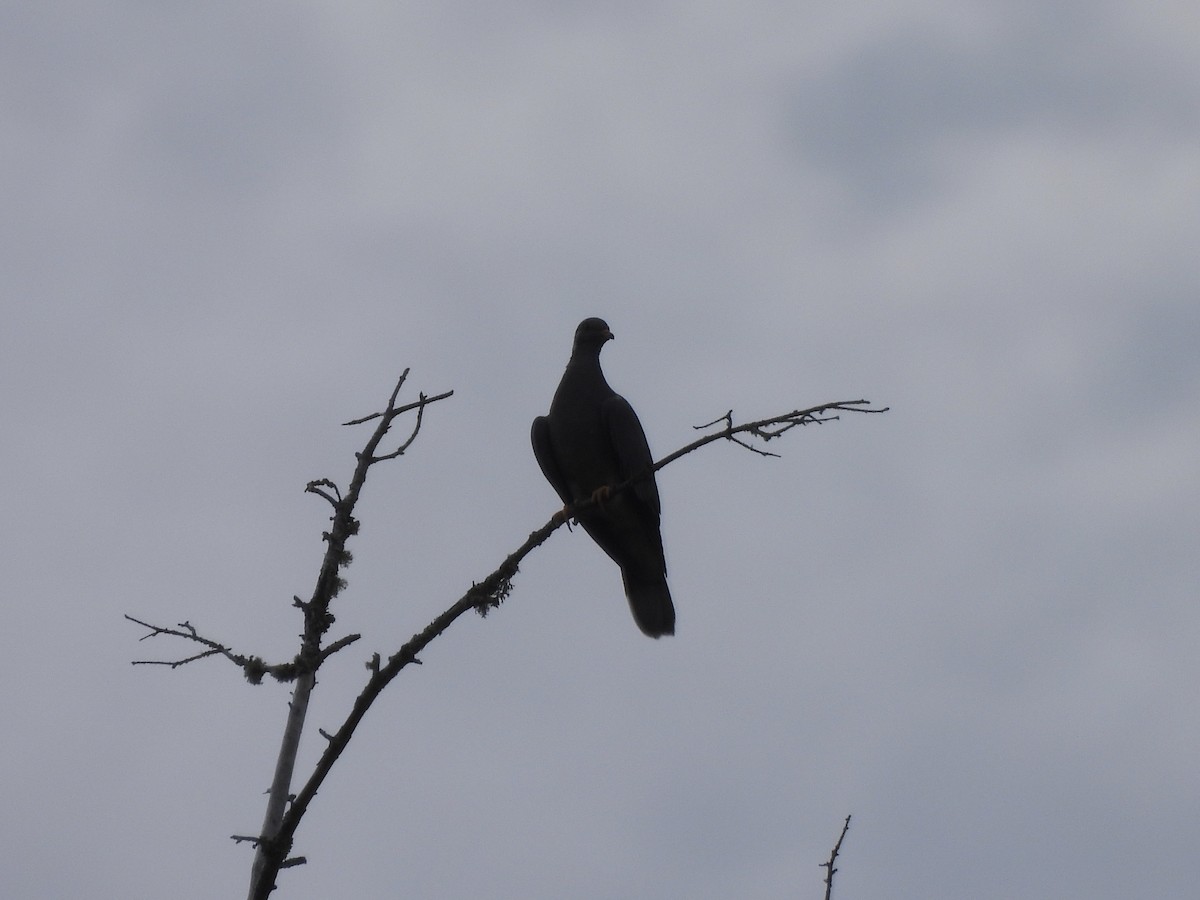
top-left (4, 2), bottom-right (1198, 898)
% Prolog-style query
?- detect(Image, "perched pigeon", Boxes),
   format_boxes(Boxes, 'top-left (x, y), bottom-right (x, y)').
top-left (531, 318), bottom-right (675, 637)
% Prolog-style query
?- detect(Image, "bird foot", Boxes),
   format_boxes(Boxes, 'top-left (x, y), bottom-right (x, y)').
top-left (589, 485), bottom-right (612, 509)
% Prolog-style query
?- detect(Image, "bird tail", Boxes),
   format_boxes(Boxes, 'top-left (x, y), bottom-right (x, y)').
top-left (621, 570), bottom-right (676, 638)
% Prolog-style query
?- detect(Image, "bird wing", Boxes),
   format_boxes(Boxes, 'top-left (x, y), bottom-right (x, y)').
top-left (531, 415), bottom-right (573, 508)
top-left (601, 394), bottom-right (661, 520)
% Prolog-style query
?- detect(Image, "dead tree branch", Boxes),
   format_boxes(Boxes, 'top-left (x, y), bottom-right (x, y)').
top-left (681, 400), bottom-right (886, 464)
top-left (820, 814), bottom-right (853, 900)
top-left (126, 371), bottom-right (881, 900)
top-left (243, 371), bottom-right (453, 900)
top-left (124, 615), bottom-right (361, 684)
top-left (246, 396), bottom-right (884, 899)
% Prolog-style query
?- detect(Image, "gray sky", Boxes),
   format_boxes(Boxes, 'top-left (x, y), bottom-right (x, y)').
top-left (4, 2), bottom-right (1198, 898)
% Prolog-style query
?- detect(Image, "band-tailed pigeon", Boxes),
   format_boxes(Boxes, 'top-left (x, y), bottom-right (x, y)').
top-left (531, 318), bottom-right (675, 637)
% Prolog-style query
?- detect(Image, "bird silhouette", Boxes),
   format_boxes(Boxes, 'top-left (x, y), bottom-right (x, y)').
top-left (531, 318), bottom-right (675, 637)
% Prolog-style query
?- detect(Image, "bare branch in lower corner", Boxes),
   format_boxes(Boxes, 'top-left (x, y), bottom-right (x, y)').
top-left (820, 814), bottom-right (853, 900)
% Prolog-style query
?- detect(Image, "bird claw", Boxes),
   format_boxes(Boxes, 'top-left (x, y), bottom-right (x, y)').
top-left (552, 506), bottom-right (575, 531)
top-left (590, 485), bottom-right (612, 509)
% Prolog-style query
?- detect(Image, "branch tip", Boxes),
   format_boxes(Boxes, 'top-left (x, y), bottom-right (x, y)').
top-left (820, 814), bottom-right (853, 900)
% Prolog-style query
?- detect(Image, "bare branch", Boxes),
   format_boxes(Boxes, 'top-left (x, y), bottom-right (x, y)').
top-left (124, 615), bottom-right (361, 684)
top-left (370, 390), bottom-right (438, 462)
top-left (131, 647), bottom-right (224, 668)
top-left (125, 375), bottom-right (881, 899)
top-left (304, 478), bottom-right (341, 508)
top-left (319, 633), bottom-right (361, 661)
top-left (126, 615), bottom-right (245, 667)
top-left (248, 398), bottom-right (885, 899)
top-left (693, 410), bottom-right (734, 430)
top-left (340, 378), bottom-right (454, 430)
top-left (693, 410), bottom-right (780, 456)
top-left (820, 814), bottom-right (853, 900)
top-left (247, 514), bottom-right (565, 900)
top-left (339, 369), bottom-right (411, 426)
top-left (124, 371), bottom-right (455, 900)
top-left (680, 400), bottom-right (887, 466)
top-left (246, 373), bottom-right (452, 900)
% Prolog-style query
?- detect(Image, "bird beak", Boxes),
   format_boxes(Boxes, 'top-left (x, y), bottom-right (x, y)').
top-left (604, 329), bottom-right (615, 342)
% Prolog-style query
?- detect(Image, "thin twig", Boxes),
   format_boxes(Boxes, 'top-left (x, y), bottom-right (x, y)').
top-left (341, 385), bottom-right (454, 427)
top-left (124, 615), bottom-right (361, 683)
top-left (126, 616), bottom-right (244, 667)
top-left (672, 400), bottom-right (887, 470)
top-left (821, 814), bottom-right (852, 900)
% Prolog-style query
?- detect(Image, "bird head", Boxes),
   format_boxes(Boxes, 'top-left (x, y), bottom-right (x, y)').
top-left (573, 317), bottom-right (615, 352)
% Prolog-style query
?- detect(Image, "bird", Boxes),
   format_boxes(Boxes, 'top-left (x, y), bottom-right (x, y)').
top-left (531, 317), bottom-right (675, 637)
